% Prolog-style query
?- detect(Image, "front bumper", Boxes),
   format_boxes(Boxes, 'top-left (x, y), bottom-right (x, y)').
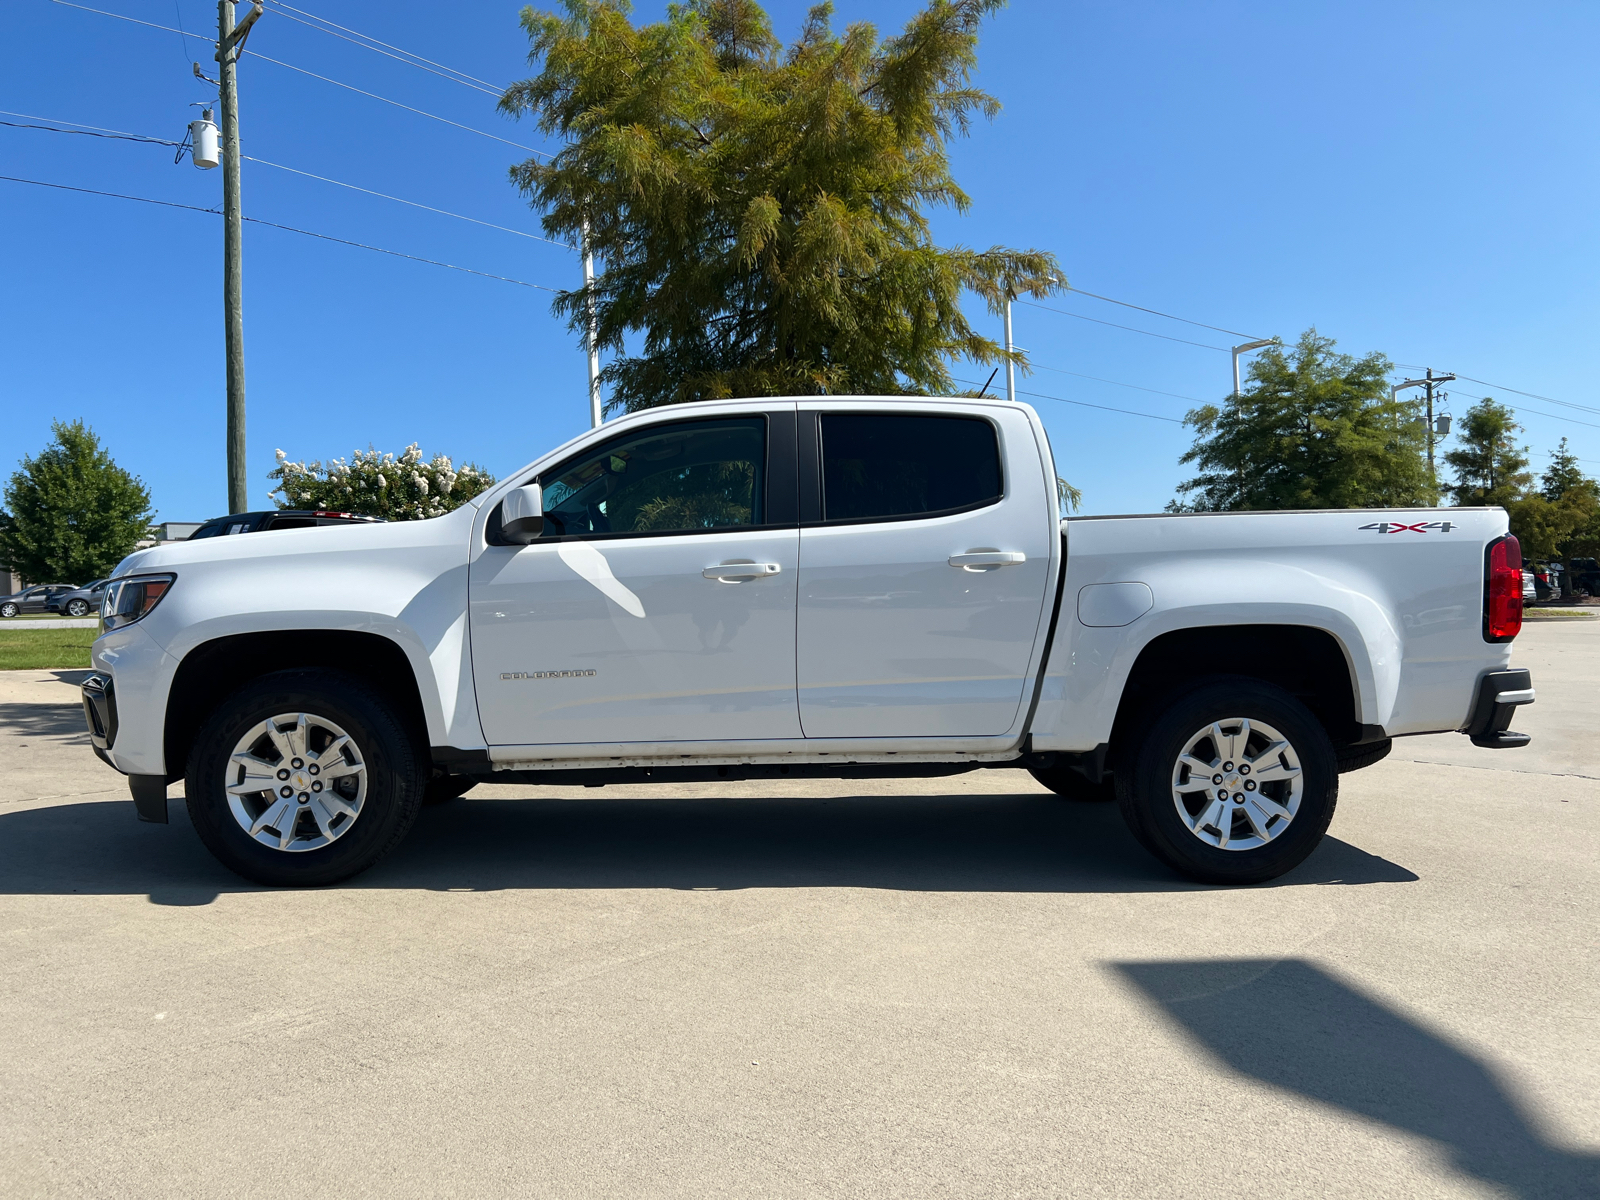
top-left (81, 672), bottom-right (117, 761)
top-left (1463, 669), bottom-right (1535, 748)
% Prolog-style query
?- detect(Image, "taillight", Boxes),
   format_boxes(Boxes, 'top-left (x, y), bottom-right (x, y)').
top-left (1483, 535), bottom-right (1522, 642)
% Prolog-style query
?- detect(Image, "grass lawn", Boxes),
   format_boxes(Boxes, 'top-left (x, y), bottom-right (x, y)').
top-left (0, 628), bottom-right (97, 670)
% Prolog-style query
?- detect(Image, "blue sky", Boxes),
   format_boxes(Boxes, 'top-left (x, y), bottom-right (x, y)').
top-left (3, 0), bottom-right (1598, 522)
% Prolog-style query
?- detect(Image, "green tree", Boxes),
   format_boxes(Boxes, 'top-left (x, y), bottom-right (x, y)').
top-left (1442, 398), bottom-right (1530, 507)
top-left (0, 420), bottom-right (153, 583)
top-left (500, 0), bottom-right (1064, 412)
top-left (1170, 329), bottom-right (1431, 511)
top-left (268, 445), bottom-right (494, 521)
top-left (1514, 438), bottom-right (1600, 574)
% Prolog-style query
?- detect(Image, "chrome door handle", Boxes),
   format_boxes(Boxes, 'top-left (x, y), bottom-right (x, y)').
top-left (948, 551), bottom-right (1026, 570)
top-left (703, 562), bottom-right (782, 581)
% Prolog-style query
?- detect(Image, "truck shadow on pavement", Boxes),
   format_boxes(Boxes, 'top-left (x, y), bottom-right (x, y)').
top-left (1115, 958), bottom-right (1599, 1200)
top-left (0, 791), bottom-right (1416, 904)
top-left (0, 699), bottom-right (93, 741)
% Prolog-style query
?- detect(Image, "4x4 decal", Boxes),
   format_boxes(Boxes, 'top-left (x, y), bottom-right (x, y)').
top-left (1359, 520), bottom-right (1456, 533)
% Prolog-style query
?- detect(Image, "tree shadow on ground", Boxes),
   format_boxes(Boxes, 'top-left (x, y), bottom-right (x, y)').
top-left (1115, 959), bottom-right (1599, 1199)
top-left (0, 700), bottom-right (91, 740)
top-left (0, 789), bottom-right (1416, 905)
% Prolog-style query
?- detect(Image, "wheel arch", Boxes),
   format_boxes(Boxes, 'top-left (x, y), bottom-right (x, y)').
top-left (164, 630), bottom-right (431, 782)
top-left (1109, 624), bottom-right (1370, 756)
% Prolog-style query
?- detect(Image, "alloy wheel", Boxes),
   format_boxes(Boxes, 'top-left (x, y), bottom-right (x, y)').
top-left (224, 712), bottom-right (368, 852)
top-left (1170, 716), bottom-right (1303, 850)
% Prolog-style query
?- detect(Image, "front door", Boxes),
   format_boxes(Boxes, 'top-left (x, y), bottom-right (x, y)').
top-left (795, 406), bottom-right (1056, 739)
top-left (470, 410), bottom-right (802, 749)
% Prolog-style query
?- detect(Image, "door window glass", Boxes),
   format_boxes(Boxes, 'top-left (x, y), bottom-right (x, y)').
top-left (539, 417), bottom-right (766, 538)
top-left (821, 414), bottom-right (1002, 522)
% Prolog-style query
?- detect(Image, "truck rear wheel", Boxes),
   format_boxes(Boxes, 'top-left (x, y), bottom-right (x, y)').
top-left (1114, 677), bottom-right (1338, 885)
top-left (185, 670), bottom-right (426, 887)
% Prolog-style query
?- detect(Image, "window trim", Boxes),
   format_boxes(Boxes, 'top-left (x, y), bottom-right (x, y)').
top-left (805, 410), bottom-right (1007, 529)
top-left (487, 412), bottom-right (790, 546)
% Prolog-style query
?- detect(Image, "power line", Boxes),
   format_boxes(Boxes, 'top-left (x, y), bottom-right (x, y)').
top-left (42, 1), bottom-right (554, 158)
top-left (262, 2), bottom-right (503, 96)
top-left (266, 0), bottom-right (502, 92)
top-left (1028, 361), bottom-right (1209, 406)
top-left (241, 154), bottom-right (574, 247)
top-left (952, 375), bottom-right (1184, 425)
top-left (0, 104), bottom-right (566, 247)
top-left (1395, 363), bottom-right (1600, 418)
top-left (248, 51), bottom-right (550, 156)
top-left (1066, 287), bottom-right (1265, 341)
top-left (0, 115), bottom-right (181, 147)
top-left (1017, 299), bottom-right (1231, 352)
top-left (0, 173), bottom-right (559, 291)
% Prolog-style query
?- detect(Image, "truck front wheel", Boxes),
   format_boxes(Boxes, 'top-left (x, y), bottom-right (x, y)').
top-left (1114, 678), bottom-right (1338, 885)
top-left (185, 670), bottom-right (426, 886)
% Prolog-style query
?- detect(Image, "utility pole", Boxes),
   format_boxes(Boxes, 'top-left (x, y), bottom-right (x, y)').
top-left (1391, 369), bottom-right (1456, 491)
top-left (215, 2), bottom-right (262, 513)
top-left (582, 215), bottom-right (601, 428)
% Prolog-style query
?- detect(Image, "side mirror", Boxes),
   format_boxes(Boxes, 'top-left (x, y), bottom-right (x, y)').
top-left (501, 483), bottom-right (545, 544)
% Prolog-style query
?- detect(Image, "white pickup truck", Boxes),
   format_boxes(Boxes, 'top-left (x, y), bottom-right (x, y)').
top-left (81, 396), bottom-right (1534, 887)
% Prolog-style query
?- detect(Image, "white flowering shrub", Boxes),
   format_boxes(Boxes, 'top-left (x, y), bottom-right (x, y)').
top-left (267, 444), bottom-right (495, 520)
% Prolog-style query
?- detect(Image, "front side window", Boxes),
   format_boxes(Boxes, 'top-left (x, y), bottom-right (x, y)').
top-left (538, 417), bottom-right (766, 538)
top-left (821, 413), bottom-right (1002, 523)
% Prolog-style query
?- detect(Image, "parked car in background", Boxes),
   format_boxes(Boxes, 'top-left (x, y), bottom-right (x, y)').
top-left (1568, 557), bottom-right (1600, 597)
top-left (1529, 563), bottom-right (1561, 602)
top-left (50, 579), bottom-right (111, 618)
top-left (1522, 570), bottom-right (1538, 602)
top-left (0, 583), bottom-right (75, 618)
top-left (188, 510), bottom-right (384, 539)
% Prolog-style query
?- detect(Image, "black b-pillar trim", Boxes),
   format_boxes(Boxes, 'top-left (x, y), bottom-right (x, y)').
top-left (129, 775), bottom-right (169, 823)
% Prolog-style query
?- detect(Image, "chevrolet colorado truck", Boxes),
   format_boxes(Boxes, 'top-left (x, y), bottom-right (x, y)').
top-left (80, 396), bottom-right (1534, 887)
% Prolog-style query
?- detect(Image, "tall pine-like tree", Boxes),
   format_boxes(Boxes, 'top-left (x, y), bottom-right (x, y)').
top-left (1443, 398), bottom-right (1531, 507)
top-left (1170, 329), bottom-right (1431, 511)
top-left (501, 0), bottom-right (1063, 412)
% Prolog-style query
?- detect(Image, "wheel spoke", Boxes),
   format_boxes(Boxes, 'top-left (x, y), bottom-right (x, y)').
top-left (1249, 745), bottom-right (1300, 782)
top-left (1179, 752), bottom-right (1217, 775)
top-left (249, 798), bottom-right (295, 839)
top-left (1174, 776), bottom-right (1216, 793)
top-left (227, 752), bottom-right (280, 796)
top-left (265, 723), bottom-right (296, 763)
top-left (318, 755), bottom-right (363, 782)
top-left (1244, 796), bottom-right (1294, 841)
top-left (309, 797), bottom-right (342, 840)
top-left (1191, 797), bottom-right (1227, 838)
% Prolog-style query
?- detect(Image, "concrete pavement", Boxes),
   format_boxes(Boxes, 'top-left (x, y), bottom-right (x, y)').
top-left (0, 624), bottom-right (1595, 1198)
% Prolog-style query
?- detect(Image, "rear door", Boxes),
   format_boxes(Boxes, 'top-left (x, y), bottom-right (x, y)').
top-left (795, 403), bottom-right (1056, 739)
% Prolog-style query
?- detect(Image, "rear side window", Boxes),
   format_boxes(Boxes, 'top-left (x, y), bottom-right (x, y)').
top-left (266, 517), bottom-right (317, 530)
top-left (821, 413), bottom-right (1002, 523)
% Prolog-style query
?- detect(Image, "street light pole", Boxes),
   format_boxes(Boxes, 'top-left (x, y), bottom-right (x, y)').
top-left (1002, 292), bottom-right (1016, 404)
top-left (581, 215), bottom-right (601, 429)
top-left (1231, 338), bottom-right (1279, 398)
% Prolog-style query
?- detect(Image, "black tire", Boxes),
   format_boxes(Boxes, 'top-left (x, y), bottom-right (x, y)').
top-left (1336, 738), bottom-right (1392, 774)
top-left (1113, 677), bottom-right (1338, 885)
top-left (1028, 765), bottom-right (1115, 802)
top-left (424, 774), bottom-right (478, 804)
top-left (66, 599), bottom-right (90, 617)
top-left (0, 603), bottom-right (17, 618)
top-left (185, 670), bottom-right (426, 887)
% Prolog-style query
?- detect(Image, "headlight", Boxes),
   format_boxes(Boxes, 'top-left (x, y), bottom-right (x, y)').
top-left (101, 574), bottom-right (176, 630)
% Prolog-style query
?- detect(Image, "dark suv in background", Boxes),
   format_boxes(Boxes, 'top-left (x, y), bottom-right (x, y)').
top-left (188, 509), bottom-right (384, 539)
top-left (50, 579), bottom-right (111, 617)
